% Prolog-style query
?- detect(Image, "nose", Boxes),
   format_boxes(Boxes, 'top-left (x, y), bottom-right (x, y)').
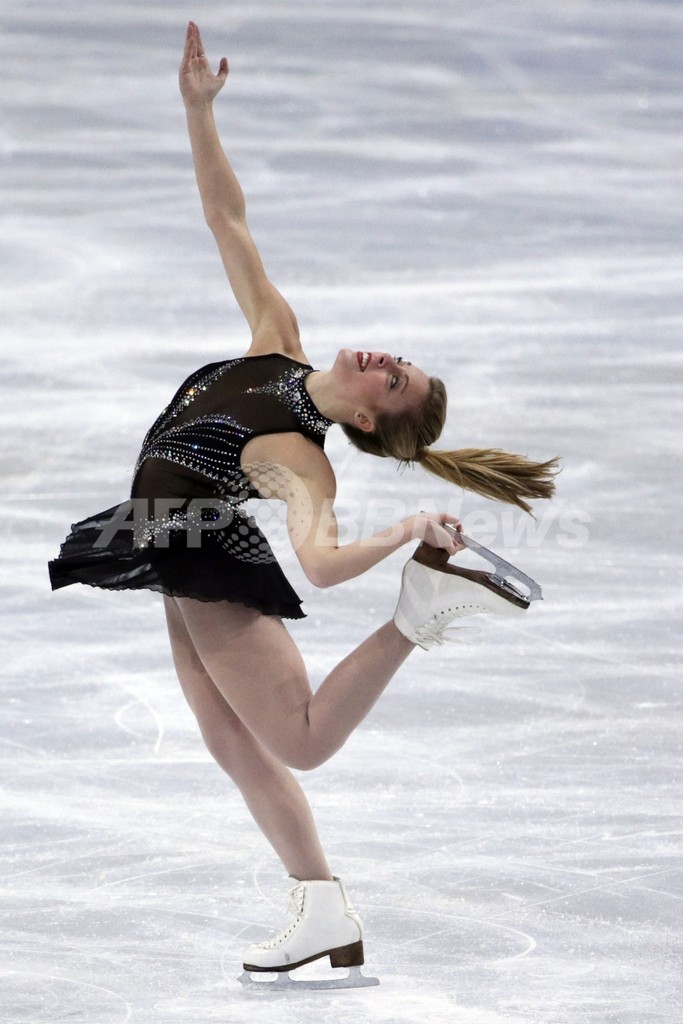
top-left (371, 352), bottom-right (402, 372)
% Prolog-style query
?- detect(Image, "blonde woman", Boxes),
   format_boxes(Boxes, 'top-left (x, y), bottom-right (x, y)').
top-left (50, 23), bottom-right (557, 986)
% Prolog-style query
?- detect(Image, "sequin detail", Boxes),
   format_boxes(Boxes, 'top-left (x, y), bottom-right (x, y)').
top-left (131, 498), bottom-right (276, 565)
top-left (131, 357), bottom-right (331, 565)
top-left (50, 355), bottom-right (328, 611)
top-left (135, 414), bottom-right (250, 486)
top-left (136, 360), bottom-right (245, 464)
top-left (245, 366), bottom-right (332, 437)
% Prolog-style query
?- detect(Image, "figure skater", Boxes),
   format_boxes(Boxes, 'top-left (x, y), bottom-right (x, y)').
top-left (49, 23), bottom-right (558, 986)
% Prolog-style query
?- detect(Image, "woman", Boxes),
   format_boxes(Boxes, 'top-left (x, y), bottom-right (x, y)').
top-left (49, 23), bottom-right (557, 983)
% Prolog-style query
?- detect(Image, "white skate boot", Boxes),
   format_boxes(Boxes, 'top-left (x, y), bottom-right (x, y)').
top-left (394, 533), bottom-right (543, 650)
top-left (239, 877), bottom-right (379, 989)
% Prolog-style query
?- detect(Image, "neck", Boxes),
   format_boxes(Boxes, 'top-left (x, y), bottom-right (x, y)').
top-left (305, 370), bottom-right (350, 424)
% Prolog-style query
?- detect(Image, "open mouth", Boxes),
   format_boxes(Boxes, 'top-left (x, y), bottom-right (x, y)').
top-left (357, 351), bottom-right (370, 371)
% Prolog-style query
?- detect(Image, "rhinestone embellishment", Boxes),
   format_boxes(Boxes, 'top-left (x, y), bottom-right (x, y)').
top-left (245, 366), bottom-right (332, 437)
top-left (133, 358), bottom-right (331, 509)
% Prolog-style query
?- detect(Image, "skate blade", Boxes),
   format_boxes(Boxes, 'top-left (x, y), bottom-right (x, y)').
top-left (238, 965), bottom-right (380, 990)
top-left (447, 529), bottom-right (543, 603)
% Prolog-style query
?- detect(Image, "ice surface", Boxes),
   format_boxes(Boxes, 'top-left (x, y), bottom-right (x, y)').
top-left (1, 2), bottom-right (681, 1022)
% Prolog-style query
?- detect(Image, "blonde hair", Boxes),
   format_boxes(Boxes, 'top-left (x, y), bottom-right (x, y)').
top-left (341, 376), bottom-right (559, 514)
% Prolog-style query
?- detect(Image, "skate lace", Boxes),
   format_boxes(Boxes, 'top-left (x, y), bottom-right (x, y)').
top-left (254, 883), bottom-right (306, 951)
top-left (413, 621), bottom-right (461, 646)
top-left (414, 603), bottom-right (490, 646)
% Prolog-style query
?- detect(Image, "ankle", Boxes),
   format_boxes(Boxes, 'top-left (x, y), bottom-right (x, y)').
top-left (290, 873), bottom-right (334, 883)
top-left (289, 870), bottom-right (334, 883)
top-left (386, 619), bottom-right (417, 651)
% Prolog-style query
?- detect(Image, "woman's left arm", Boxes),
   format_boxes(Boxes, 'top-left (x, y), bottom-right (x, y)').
top-left (244, 439), bottom-right (462, 588)
top-left (295, 495), bottom-right (462, 589)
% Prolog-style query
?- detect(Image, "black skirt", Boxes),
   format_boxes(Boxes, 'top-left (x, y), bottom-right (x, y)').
top-left (48, 502), bottom-right (305, 619)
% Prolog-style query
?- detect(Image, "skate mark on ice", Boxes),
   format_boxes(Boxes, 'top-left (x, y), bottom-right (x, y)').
top-left (507, 618), bottom-right (650, 676)
top-left (0, 736), bottom-right (51, 758)
top-left (632, 883), bottom-right (682, 902)
top-left (2, 838), bottom-right (132, 884)
top-left (112, 682), bottom-right (166, 755)
top-left (460, 26), bottom-right (664, 164)
top-left (76, 856), bottom-right (222, 900)
top-left (5, 968), bottom-right (133, 1024)
top-left (250, 857), bottom-right (285, 916)
top-left (373, 902), bottom-right (537, 963)
top-left (520, 867), bottom-right (677, 910)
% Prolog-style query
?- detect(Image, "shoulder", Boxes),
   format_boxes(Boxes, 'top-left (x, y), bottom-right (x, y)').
top-left (243, 312), bottom-right (311, 364)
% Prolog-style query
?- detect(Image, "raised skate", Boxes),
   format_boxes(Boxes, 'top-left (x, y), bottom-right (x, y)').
top-left (238, 877), bottom-right (380, 990)
top-left (394, 529), bottom-right (543, 649)
top-left (450, 530), bottom-right (543, 604)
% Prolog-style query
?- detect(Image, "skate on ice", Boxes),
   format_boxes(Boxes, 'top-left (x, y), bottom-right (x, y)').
top-left (394, 528), bottom-right (543, 649)
top-left (238, 877), bottom-right (380, 990)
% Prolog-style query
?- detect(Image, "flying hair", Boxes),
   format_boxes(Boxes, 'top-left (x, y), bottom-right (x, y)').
top-left (341, 376), bottom-right (560, 515)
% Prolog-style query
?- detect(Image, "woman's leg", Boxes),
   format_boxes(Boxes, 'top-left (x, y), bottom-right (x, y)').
top-left (163, 596), bottom-right (333, 881)
top-left (173, 595), bottom-right (415, 771)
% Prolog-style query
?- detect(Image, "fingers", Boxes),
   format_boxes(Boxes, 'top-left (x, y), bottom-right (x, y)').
top-left (441, 520), bottom-right (465, 553)
top-left (440, 526), bottom-right (463, 554)
top-left (183, 22), bottom-right (195, 62)
top-left (413, 512), bottom-right (464, 555)
top-left (440, 514), bottom-right (462, 532)
top-left (415, 512), bottom-right (462, 537)
top-left (426, 513), bottom-right (463, 535)
top-left (184, 21), bottom-right (228, 81)
top-left (195, 23), bottom-right (207, 59)
top-left (184, 21), bottom-right (205, 61)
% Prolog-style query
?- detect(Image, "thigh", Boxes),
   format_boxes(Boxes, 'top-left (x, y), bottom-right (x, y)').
top-left (164, 594), bottom-right (229, 722)
top-left (172, 596), bottom-right (314, 762)
top-left (164, 596), bottom-right (304, 786)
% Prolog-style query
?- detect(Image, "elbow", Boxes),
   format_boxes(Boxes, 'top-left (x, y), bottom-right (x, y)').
top-left (204, 205), bottom-right (246, 234)
top-left (303, 558), bottom-right (338, 590)
top-left (305, 567), bottom-right (336, 590)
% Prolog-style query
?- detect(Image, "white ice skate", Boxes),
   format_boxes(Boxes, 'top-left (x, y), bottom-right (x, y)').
top-left (394, 531), bottom-right (543, 650)
top-left (239, 877), bottom-right (379, 990)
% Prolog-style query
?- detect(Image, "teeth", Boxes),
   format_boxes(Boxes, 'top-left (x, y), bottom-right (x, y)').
top-left (361, 352), bottom-right (370, 371)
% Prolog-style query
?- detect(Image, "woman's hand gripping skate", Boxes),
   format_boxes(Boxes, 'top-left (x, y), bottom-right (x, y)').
top-left (409, 512), bottom-right (465, 556)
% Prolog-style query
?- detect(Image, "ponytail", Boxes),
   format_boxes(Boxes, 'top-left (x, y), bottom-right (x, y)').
top-left (418, 446), bottom-right (559, 514)
top-left (341, 374), bottom-right (559, 514)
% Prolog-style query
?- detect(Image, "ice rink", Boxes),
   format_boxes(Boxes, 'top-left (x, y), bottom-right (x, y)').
top-left (1, 1), bottom-right (681, 1022)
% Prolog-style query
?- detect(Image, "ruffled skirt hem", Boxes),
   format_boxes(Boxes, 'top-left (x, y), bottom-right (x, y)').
top-left (48, 503), bottom-right (306, 620)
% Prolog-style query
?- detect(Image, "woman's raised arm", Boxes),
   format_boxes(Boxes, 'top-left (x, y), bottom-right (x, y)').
top-left (179, 23), bottom-right (302, 355)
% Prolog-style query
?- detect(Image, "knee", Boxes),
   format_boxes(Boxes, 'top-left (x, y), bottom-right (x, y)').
top-left (281, 743), bottom-right (331, 773)
top-left (197, 715), bottom-right (245, 775)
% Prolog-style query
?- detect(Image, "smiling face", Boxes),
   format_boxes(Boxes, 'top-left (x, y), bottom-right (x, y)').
top-left (332, 349), bottom-right (431, 432)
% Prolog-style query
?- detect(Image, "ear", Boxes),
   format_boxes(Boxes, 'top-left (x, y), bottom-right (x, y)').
top-left (353, 410), bottom-right (376, 434)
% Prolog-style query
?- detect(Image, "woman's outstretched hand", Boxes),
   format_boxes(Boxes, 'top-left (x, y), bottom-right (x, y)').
top-left (410, 512), bottom-right (464, 555)
top-left (179, 22), bottom-right (228, 107)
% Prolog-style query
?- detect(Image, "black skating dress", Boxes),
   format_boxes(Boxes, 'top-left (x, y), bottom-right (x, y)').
top-left (48, 354), bottom-right (333, 619)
